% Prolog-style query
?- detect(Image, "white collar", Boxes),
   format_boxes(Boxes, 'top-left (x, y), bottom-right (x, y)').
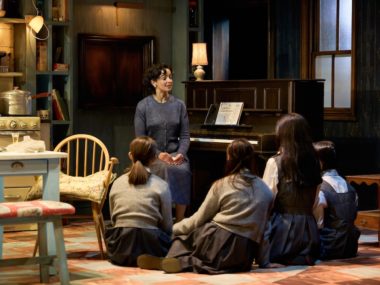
top-left (322, 169), bottom-right (348, 193)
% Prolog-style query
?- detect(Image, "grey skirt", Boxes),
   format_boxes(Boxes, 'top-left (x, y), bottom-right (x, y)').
top-left (268, 212), bottom-right (320, 265)
top-left (105, 226), bottom-right (171, 266)
top-left (167, 222), bottom-right (258, 274)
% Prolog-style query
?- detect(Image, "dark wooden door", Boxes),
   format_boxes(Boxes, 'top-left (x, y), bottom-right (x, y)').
top-left (78, 34), bottom-right (155, 109)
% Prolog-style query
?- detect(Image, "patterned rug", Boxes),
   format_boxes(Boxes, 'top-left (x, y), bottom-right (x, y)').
top-left (1, 222), bottom-right (379, 284)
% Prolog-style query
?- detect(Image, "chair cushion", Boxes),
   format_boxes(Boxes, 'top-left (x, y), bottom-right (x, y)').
top-left (26, 171), bottom-right (116, 203)
top-left (0, 200), bottom-right (75, 219)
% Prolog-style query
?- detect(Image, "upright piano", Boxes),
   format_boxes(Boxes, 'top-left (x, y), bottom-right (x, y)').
top-left (184, 79), bottom-right (324, 214)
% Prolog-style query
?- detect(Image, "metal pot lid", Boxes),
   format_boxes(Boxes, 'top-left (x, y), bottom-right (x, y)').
top-left (0, 86), bottom-right (31, 96)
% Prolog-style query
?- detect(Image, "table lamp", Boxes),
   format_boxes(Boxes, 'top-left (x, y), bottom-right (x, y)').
top-left (191, 43), bottom-right (208, 80)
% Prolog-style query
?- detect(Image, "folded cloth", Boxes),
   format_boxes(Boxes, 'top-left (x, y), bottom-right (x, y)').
top-left (6, 136), bottom-right (46, 153)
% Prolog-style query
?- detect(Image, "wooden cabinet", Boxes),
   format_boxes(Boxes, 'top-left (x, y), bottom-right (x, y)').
top-left (77, 34), bottom-right (154, 109)
top-left (31, 0), bottom-right (73, 148)
top-left (355, 210), bottom-right (380, 242)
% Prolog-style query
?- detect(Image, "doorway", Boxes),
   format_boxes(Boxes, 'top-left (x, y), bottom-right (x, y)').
top-left (204, 0), bottom-right (269, 80)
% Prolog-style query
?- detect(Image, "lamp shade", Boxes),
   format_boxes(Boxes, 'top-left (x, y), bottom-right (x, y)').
top-left (191, 43), bottom-right (208, 66)
top-left (29, 15), bottom-right (44, 33)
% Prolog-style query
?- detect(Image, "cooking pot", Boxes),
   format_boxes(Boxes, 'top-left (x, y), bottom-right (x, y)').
top-left (0, 87), bottom-right (32, 115)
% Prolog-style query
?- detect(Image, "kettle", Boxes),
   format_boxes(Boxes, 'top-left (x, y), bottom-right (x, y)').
top-left (0, 87), bottom-right (32, 115)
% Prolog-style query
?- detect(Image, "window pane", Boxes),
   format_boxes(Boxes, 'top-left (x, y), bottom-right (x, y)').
top-left (334, 55), bottom-right (351, 108)
top-left (339, 0), bottom-right (352, 50)
top-left (316, 55), bottom-right (332, 107)
top-left (320, 0), bottom-right (337, 51)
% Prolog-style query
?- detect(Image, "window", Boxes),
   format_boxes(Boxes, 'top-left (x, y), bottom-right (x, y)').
top-left (313, 0), bottom-right (355, 120)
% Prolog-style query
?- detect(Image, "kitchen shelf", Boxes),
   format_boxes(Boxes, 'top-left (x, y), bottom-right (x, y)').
top-left (0, 14), bottom-right (27, 93)
top-left (0, 72), bottom-right (23, 77)
top-left (31, 0), bottom-right (73, 149)
top-left (0, 18), bottom-right (25, 24)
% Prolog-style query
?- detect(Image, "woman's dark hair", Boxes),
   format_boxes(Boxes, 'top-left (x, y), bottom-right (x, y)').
top-left (142, 63), bottom-right (172, 94)
top-left (128, 136), bottom-right (157, 185)
top-left (224, 138), bottom-right (257, 190)
top-left (313, 140), bottom-right (337, 171)
top-left (276, 113), bottom-right (321, 186)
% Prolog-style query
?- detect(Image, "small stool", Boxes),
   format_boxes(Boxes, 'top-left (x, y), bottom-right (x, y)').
top-left (0, 200), bottom-right (75, 284)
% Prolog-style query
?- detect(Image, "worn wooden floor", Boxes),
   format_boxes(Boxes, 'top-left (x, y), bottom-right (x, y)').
top-left (1, 222), bottom-right (380, 284)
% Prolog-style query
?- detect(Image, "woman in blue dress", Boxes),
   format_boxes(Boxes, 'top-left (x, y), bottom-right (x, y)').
top-left (134, 63), bottom-right (191, 222)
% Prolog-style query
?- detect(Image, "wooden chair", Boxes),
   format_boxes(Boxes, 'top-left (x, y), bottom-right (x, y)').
top-left (28, 134), bottom-right (118, 259)
top-left (54, 134), bottom-right (118, 259)
top-left (0, 200), bottom-right (75, 284)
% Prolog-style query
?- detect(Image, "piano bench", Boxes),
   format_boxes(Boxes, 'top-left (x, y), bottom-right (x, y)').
top-left (355, 210), bottom-right (380, 246)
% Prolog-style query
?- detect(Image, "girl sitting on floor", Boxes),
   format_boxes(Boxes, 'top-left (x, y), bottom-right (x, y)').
top-left (105, 136), bottom-right (173, 266)
top-left (259, 113), bottom-right (322, 266)
top-left (313, 140), bottom-right (361, 260)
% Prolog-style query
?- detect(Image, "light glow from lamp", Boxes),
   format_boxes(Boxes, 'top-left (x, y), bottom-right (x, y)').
top-left (29, 15), bottom-right (44, 33)
top-left (29, 0), bottom-right (49, 40)
top-left (191, 43), bottom-right (208, 81)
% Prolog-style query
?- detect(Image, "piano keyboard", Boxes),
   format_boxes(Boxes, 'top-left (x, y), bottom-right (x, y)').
top-left (190, 137), bottom-right (258, 145)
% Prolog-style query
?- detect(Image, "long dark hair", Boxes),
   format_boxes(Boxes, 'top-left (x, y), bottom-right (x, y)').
top-left (142, 63), bottom-right (172, 95)
top-left (276, 113), bottom-right (321, 186)
top-left (128, 136), bottom-right (157, 185)
top-left (223, 138), bottom-right (257, 190)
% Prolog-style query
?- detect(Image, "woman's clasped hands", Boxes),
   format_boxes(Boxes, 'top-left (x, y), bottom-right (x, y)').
top-left (158, 152), bottom-right (184, 165)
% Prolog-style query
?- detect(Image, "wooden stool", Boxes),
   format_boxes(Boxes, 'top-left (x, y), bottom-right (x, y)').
top-left (0, 200), bottom-right (75, 284)
top-left (355, 210), bottom-right (380, 245)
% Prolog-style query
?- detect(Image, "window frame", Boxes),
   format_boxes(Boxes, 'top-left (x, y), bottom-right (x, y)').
top-left (311, 0), bottom-right (356, 121)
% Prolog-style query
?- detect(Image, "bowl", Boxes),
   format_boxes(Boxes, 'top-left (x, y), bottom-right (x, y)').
top-left (0, 10), bottom-right (5, 17)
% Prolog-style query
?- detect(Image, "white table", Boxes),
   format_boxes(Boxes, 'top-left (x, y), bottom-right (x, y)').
top-left (0, 151), bottom-right (67, 258)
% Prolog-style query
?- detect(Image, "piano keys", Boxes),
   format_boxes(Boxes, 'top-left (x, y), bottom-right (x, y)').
top-left (190, 131), bottom-right (276, 154)
top-left (191, 137), bottom-right (259, 145)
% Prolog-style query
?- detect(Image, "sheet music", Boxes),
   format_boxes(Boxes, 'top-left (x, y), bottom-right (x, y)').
top-left (215, 102), bottom-right (244, 125)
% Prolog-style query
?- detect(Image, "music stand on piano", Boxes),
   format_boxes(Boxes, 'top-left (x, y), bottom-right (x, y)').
top-left (202, 103), bottom-right (252, 129)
